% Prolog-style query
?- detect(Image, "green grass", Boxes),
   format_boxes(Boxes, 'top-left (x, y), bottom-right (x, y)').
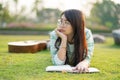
top-left (0, 35), bottom-right (120, 80)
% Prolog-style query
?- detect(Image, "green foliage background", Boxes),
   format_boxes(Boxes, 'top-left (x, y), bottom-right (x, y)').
top-left (89, 0), bottom-right (120, 29)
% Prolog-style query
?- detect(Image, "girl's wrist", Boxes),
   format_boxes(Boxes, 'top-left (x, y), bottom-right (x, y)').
top-left (60, 46), bottom-right (66, 49)
top-left (60, 38), bottom-right (67, 48)
top-left (61, 37), bottom-right (67, 41)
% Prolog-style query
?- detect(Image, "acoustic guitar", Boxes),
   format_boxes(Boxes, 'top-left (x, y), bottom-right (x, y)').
top-left (8, 40), bottom-right (48, 53)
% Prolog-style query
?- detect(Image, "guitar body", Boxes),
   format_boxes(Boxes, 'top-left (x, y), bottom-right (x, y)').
top-left (8, 40), bottom-right (47, 53)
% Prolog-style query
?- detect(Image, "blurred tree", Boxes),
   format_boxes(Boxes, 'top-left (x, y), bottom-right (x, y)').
top-left (13, 0), bottom-right (18, 13)
top-left (90, 0), bottom-right (120, 29)
top-left (0, 3), bottom-right (12, 27)
top-left (37, 8), bottom-right (61, 24)
top-left (13, 0), bottom-right (18, 19)
top-left (31, 0), bottom-right (42, 17)
top-left (16, 5), bottom-right (28, 22)
top-left (12, 0), bottom-right (29, 22)
top-left (0, 3), bottom-right (2, 10)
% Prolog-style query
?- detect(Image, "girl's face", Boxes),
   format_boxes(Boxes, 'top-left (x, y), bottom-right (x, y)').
top-left (57, 15), bottom-right (73, 36)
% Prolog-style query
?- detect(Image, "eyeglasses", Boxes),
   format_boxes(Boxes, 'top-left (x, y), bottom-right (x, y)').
top-left (57, 19), bottom-right (71, 26)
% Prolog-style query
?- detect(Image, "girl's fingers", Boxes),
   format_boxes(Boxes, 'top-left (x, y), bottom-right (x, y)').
top-left (84, 68), bottom-right (89, 72)
top-left (78, 67), bottom-right (83, 73)
top-left (72, 67), bottom-right (77, 71)
top-left (72, 66), bottom-right (88, 73)
top-left (79, 67), bottom-right (89, 73)
top-left (72, 67), bottom-right (79, 73)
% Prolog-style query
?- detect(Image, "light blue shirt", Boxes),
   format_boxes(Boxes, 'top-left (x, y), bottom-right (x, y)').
top-left (49, 28), bottom-right (94, 65)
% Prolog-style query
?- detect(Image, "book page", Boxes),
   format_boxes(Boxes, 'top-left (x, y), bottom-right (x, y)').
top-left (46, 65), bottom-right (72, 72)
top-left (46, 65), bottom-right (100, 73)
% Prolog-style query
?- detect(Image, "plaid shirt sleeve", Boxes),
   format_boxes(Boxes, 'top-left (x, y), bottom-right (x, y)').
top-left (84, 28), bottom-right (94, 64)
top-left (49, 31), bottom-right (65, 65)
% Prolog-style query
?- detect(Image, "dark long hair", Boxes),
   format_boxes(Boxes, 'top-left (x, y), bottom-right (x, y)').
top-left (55, 9), bottom-right (88, 66)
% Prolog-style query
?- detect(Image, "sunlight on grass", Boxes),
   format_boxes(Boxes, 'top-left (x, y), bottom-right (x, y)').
top-left (0, 35), bottom-right (120, 80)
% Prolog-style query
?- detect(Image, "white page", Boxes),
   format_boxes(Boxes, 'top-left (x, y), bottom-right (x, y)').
top-left (46, 65), bottom-right (100, 73)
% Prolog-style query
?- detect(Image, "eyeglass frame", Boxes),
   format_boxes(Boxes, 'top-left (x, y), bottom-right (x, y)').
top-left (57, 19), bottom-right (71, 26)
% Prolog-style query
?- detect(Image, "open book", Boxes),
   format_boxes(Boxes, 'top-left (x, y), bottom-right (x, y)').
top-left (46, 65), bottom-right (100, 73)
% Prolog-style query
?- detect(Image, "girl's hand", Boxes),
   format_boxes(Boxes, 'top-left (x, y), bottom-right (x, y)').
top-left (73, 60), bottom-right (89, 73)
top-left (55, 28), bottom-right (67, 40)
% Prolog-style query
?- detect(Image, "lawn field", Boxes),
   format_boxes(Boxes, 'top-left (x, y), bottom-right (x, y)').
top-left (0, 35), bottom-right (120, 80)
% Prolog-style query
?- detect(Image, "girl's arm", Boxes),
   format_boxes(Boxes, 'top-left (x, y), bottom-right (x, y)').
top-left (49, 30), bottom-right (67, 65)
top-left (84, 29), bottom-right (94, 64)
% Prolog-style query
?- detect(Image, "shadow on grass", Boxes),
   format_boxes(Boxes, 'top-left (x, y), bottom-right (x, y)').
top-left (0, 50), bottom-right (49, 54)
top-left (0, 51), bottom-right (10, 55)
top-left (106, 44), bottom-right (120, 49)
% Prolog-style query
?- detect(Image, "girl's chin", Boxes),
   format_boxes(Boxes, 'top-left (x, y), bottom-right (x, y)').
top-left (63, 32), bottom-right (67, 35)
top-left (61, 31), bottom-right (65, 33)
